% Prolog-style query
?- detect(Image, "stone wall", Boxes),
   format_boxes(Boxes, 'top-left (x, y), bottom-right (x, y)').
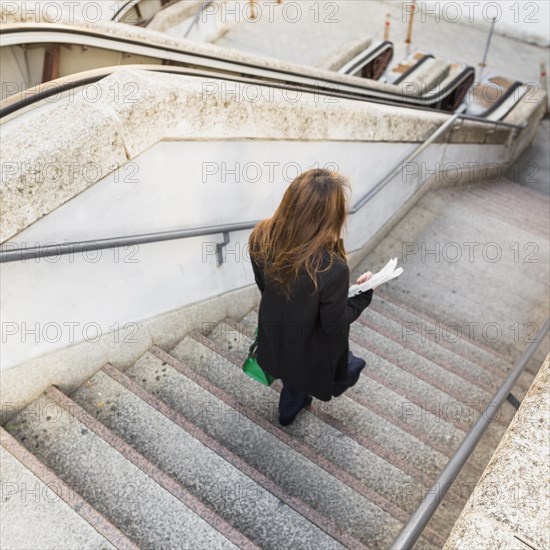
top-left (443, 355), bottom-right (549, 549)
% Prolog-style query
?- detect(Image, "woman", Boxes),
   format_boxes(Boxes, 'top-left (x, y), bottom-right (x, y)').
top-left (249, 168), bottom-right (375, 426)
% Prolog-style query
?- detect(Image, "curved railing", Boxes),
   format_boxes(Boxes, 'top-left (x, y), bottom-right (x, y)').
top-left (110, 0), bottom-right (141, 23)
top-left (337, 40), bottom-right (394, 81)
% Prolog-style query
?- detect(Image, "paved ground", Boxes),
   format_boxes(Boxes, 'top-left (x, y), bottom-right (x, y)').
top-left (506, 118), bottom-right (550, 195)
top-left (214, 0), bottom-right (549, 83)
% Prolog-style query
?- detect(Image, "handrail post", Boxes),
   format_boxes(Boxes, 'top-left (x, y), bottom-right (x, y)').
top-left (216, 231), bottom-right (230, 266)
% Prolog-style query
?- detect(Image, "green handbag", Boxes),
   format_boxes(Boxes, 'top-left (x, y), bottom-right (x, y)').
top-left (242, 328), bottom-right (275, 386)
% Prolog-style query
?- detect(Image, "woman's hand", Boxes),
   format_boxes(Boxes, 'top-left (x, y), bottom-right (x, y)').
top-left (356, 271), bottom-right (377, 290)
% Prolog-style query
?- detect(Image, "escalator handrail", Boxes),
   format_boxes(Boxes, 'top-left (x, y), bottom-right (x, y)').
top-left (0, 62), bottom-right (525, 129)
top-left (478, 80), bottom-right (524, 119)
top-left (392, 53), bottom-right (435, 85)
top-left (338, 40), bottom-right (394, 75)
top-left (0, 23), bottom-right (490, 109)
top-left (110, 0), bottom-right (141, 22)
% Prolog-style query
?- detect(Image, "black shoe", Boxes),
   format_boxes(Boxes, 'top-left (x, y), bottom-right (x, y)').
top-left (279, 396), bottom-right (313, 426)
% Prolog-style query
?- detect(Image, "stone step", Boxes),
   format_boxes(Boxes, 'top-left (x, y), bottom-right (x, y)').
top-left (230, 308), bottom-right (512, 545)
top-left (348, 322), bottom-right (513, 426)
top-left (349, 193), bottom-right (549, 365)
top-left (70, 364), bottom-right (341, 550)
top-left (210, 318), bottom-right (504, 511)
top-left (368, 294), bottom-right (533, 395)
top-left (232, 310), bottom-right (502, 474)
top-left (239, 309), bottom-right (261, 331)
top-left (206, 322), bottom-right (432, 500)
top-left (348, 334), bottom-right (507, 445)
top-left (461, 186), bottom-right (550, 222)
top-left (241, 301), bottom-right (539, 391)
top-left (373, 291), bottom-right (540, 386)
top-left (352, 351), bottom-right (510, 500)
top-left (463, 180), bottom-right (550, 212)
top-left (131, 343), bottom-right (420, 550)
top-left (451, 192), bottom-right (549, 239)
top-left (459, 175), bottom-right (550, 207)
top-left (211, 318), bottom-right (468, 467)
top-left (477, 179), bottom-right (550, 207)
top-left (237, 298), bottom-right (520, 458)
top-left (358, 308), bottom-right (536, 411)
top-left (0, 428), bottom-right (135, 550)
top-left (3, 389), bottom-right (246, 549)
top-left (359, 309), bottom-right (499, 393)
top-left (182, 325), bottom-right (452, 547)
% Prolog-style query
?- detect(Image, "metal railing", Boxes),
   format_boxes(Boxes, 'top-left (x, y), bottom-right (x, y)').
top-left (0, 104), bottom-right (506, 264)
top-left (110, 0), bottom-right (141, 22)
top-left (184, 0), bottom-right (216, 38)
top-left (348, 105), bottom-right (467, 213)
top-left (391, 316), bottom-right (550, 549)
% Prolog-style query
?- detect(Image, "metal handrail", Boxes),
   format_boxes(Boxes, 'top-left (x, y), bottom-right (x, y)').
top-left (110, 0), bottom-right (140, 22)
top-left (348, 105), bottom-right (466, 213)
top-left (0, 221), bottom-right (259, 262)
top-left (0, 104), bottom-right (508, 263)
top-left (184, 0), bottom-right (216, 38)
top-left (391, 316), bottom-right (550, 549)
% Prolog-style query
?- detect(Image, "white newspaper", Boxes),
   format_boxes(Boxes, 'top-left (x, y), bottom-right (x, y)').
top-left (348, 257), bottom-right (403, 298)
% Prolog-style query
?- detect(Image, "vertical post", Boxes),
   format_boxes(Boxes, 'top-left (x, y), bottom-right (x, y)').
top-left (540, 62), bottom-right (549, 115)
top-left (249, 0), bottom-right (256, 19)
top-left (405, 0), bottom-right (416, 44)
top-left (384, 13), bottom-right (391, 41)
top-left (479, 16), bottom-right (496, 68)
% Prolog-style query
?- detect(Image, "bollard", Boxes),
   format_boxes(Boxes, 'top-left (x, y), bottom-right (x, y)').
top-left (405, 0), bottom-right (416, 44)
top-left (540, 62), bottom-right (549, 115)
top-left (384, 13), bottom-right (391, 41)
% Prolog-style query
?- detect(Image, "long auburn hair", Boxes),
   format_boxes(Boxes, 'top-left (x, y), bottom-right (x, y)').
top-left (249, 168), bottom-right (350, 298)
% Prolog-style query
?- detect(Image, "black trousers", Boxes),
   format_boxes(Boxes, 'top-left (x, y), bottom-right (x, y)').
top-left (278, 351), bottom-right (366, 417)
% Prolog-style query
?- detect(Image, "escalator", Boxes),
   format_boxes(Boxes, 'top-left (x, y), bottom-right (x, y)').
top-left (0, 24), bottom-right (490, 115)
top-left (0, 22), bottom-right (527, 120)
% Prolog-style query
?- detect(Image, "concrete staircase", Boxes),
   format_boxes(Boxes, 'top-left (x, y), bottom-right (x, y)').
top-left (2, 179), bottom-right (548, 550)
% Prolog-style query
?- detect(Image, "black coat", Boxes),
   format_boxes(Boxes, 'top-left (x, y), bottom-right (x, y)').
top-left (251, 249), bottom-right (373, 401)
